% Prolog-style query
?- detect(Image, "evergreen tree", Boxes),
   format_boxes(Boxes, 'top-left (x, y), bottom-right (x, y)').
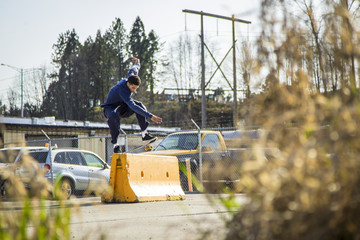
top-left (104, 18), bottom-right (128, 82)
top-left (43, 29), bottom-right (81, 120)
top-left (128, 17), bottom-right (149, 100)
top-left (147, 30), bottom-right (160, 104)
top-left (92, 30), bottom-right (108, 104)
top-left (128, 17), bottom-right (161, 103)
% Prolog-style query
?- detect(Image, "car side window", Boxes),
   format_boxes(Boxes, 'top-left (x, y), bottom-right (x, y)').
top-left (83, 153), bottom-right (104, 168)
top-left (30, 151), bottom-right (48, 163)
top-left (202, 134), bottom-right (221, 151)
top-left (181, 134), bottom-right (198, 150)
top-left (67, 152), bottom-right (86, 166)
top-left (54, 152), bottom-right (66, 164)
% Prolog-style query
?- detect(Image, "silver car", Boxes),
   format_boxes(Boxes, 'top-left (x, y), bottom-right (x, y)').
top-left (0, 147), bottom-right (110, 198)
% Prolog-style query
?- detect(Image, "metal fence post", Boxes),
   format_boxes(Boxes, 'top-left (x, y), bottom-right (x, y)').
top-left (41, 129), bottom-right (54, 184)
top-left (191, 119), bottom-right (202, 185)
top-left (119, 128), bottom-right (128, 152)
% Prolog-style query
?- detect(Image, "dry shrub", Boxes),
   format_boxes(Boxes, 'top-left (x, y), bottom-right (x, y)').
top-left (224, 1), bottom-right (360, 239)
top-left (226, 82), bottom-right (360, 240)
top-left (0, 146), bottom-right (70, 240)
top-left (0, 146), bottom-right (53, 200)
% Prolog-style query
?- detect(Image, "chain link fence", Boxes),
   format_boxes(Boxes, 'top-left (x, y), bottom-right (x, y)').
top-left (1, 125), bottom-right (265, 197)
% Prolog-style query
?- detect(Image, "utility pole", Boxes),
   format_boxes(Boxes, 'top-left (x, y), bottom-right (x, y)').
top-left (20, 68), bottom-right (24, 117)
top-left (232, 15), bottom-right (238, 126)
top-left (1, 63), bottom-right (43, 117)
top-left (182, 9), bottom-right (251, 128)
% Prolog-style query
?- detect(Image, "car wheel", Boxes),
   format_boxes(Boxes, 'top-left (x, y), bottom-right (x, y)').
top-left (61, 178), bottom-right (73, 199)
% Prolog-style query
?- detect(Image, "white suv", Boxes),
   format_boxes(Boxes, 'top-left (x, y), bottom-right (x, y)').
top-left (0, 146), bottom-right (110, 198)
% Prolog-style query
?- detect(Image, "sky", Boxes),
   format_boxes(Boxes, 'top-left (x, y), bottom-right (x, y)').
top-left (0, 0), bottom-right (262, 104)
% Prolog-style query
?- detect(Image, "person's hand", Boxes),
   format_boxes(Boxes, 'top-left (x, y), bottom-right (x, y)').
top-left (151, 115), bottom-right (162, 124)
top-left (132, 57), bottom-right (140, 64)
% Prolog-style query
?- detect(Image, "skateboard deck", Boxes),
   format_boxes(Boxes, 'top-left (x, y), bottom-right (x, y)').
top-left (126, 138), bottom-right (157, 153)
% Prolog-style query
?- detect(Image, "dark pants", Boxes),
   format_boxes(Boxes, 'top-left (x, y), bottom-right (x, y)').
top-left (104, 101), bottom-right (149, 144)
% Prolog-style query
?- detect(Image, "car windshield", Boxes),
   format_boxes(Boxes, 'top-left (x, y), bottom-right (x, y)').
top-left (154, 133), bottom-right (198, 151)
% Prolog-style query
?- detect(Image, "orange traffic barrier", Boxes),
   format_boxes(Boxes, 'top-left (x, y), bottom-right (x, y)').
top-left (102, 153), bottom-right (185, 203)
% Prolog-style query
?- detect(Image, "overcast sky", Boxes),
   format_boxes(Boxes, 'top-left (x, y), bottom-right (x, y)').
top-left (0, 0), bottom-right (261, 103)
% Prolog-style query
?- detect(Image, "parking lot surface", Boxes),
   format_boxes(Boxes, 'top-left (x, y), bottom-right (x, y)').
top-left (68, 193), bottom-right (247, 240)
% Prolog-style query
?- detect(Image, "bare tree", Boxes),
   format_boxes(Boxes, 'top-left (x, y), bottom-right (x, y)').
top-left (256, 0), bottom-right (360, 97)
top-left (7, 88), bottom-right (19, 115)
top-left (294, 0), bottom-right (328, 93)
top-left (240, 41), bottom-right (255, 98)
top-left (164, 33), bottom-right (201, 98)
top-left (24, 66), bottom-right (48, 111)
top-left (323, 0), bottom-right (360, 99)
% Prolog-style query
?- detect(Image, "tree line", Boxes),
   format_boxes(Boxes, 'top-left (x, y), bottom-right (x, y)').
top-left (1, 17), bottom-right (161, 121)
top-left (45, 16), bottom-right (161, 121)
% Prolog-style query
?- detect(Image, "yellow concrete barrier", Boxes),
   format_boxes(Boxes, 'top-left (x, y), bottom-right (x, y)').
top-left (102, 153), bottom-right (185, 203)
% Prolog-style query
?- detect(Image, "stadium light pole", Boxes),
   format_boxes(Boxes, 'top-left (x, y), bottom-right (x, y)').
top-left (1, 63), bottom-right (43, 118)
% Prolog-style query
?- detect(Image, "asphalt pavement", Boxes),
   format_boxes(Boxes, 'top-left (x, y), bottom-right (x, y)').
top-left (0, 193), bottom-right (247, 239)
top-left (68, 193), bottom-right (247, 240)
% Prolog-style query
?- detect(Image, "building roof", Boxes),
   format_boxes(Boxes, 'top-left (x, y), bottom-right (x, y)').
top-left (0, 116), bottom-right (179, 133)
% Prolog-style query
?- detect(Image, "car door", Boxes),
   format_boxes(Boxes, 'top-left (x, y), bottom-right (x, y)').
top-left (201, 134), bottom-right (228, 167)
top-left (65, 151), bottom-right (89, 190)
top-left (52, 152), bottom-right (68, 179)
top-left (82, 152), bottom-right (109, 184)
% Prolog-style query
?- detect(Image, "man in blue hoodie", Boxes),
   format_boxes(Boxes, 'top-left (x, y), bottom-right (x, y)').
top-left (101, 57), bottom-right (162, 153)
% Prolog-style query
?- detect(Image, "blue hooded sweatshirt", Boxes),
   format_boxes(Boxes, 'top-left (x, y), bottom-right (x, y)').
top-left (101, 62), bottom-right (153, 119)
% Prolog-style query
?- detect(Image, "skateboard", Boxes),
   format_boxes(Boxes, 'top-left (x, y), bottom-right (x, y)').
top-left (126, 138), bottom-right (157, 153)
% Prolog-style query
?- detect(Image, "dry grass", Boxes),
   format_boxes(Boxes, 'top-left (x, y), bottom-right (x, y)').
top-left (220, 1), bottom-right (360, 239)
top-left (0, 143), bottom-right (113, 239)
top-left (0, 145), bottom-right (71, 240)
top-left (225, 86), bottom-right (360, 240)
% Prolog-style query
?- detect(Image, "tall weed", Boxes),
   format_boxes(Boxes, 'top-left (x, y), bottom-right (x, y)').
top-left (224, 1), bottom-right (360, 239)
top-left (0, 146), bottom-right (71, 240)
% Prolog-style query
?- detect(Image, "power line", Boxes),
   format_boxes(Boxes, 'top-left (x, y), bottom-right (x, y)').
top-left (0, 64), bottom-right (43, 117)
top-left (0, 89), bottom-right (10, 93)
top-left (0, 69), bottom-right (43, 84)
top-left (0, 76), bottom-right (18, 82)
top-left (0, 85), bottom-right (20, 93)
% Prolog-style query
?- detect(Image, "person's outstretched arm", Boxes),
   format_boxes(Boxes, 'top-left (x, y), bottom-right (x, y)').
top-left (126, 57), bottom-right (140, 78)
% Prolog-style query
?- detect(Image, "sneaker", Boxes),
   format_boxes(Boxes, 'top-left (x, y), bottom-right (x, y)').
top-left (113, 145), bottom-right (120, 153)
top-left (142, 133), bottom-right (156, 142)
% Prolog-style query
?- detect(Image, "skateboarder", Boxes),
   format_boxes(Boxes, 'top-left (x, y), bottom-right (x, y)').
top-left (101, 57), bottom-right (162, 153)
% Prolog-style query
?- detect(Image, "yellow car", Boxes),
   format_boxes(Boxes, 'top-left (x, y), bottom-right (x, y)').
top-left (142, 130), bottom-right (230, 191)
